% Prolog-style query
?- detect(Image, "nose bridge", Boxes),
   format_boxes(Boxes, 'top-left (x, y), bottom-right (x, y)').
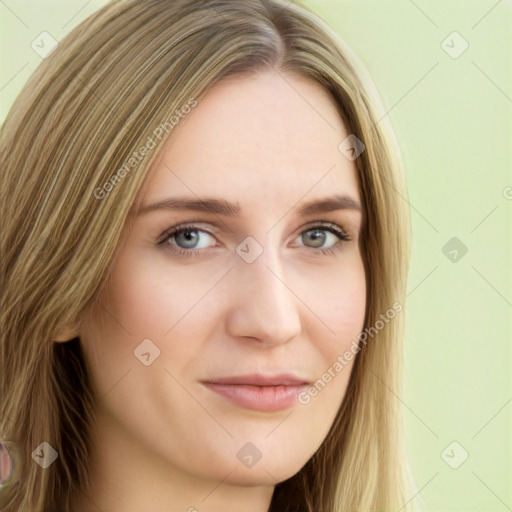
top-left (226, 232), bottom-right (301, 344)
top-left (248, 226), bottom-right (294, 288)
top-left (236, 233), bottom-right (287, 307)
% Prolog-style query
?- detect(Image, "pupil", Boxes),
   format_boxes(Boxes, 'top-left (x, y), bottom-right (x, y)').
top-left (306, 229), bottom-right (325, 248)
top-left (178, 230), bottom-right (198, 248)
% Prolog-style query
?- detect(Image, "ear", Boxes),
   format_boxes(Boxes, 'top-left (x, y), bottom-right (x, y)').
top-left (54, 324), bottom-right (80, 343)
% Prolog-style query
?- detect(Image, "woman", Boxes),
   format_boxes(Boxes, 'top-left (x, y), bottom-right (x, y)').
top-left (0, 0), bottom-right (418, 510)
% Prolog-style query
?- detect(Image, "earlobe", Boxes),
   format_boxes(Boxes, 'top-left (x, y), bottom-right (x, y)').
top-left (54, 325), bottom-right (80, 343)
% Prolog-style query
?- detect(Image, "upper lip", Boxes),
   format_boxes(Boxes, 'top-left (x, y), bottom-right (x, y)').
top-left (202, 373), bottom-right (310, 386)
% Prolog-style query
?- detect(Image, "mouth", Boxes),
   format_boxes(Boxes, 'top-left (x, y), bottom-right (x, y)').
top-left (201, 373), bottom-right (310, 413)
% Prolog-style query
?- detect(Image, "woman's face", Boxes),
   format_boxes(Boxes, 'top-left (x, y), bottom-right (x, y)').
top-left (79, 70), bottom-right (366, 505)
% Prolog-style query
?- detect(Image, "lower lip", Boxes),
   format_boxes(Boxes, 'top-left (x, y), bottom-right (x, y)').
top-left (203, 383), bottom-right (307, 412)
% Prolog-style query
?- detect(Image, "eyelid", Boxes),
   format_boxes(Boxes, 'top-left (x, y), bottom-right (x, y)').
top-left (157, 221), bottom-right (220, 245)
top-left (301, 220), bottom-right (349, 237)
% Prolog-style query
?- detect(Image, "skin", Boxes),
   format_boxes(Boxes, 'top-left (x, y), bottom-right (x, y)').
top-left (66, 69), bottom-right (366, 512)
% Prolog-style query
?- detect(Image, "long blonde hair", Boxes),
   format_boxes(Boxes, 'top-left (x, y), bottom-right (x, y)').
top-left (0, 0), bottom-right (416, 510)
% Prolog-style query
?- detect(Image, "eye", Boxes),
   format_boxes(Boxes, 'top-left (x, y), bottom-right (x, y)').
top-left (159, 225), bottom-right (216, 256)
top-left (158, 221), bottom-right (350, 258)
top-left (293, 223), bottom-right (350, 255)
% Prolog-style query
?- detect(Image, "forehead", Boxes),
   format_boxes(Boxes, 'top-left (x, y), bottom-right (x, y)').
top-left (141, 70), bottom-right (361, 213)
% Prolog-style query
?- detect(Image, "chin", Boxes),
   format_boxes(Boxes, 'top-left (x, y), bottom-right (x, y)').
top-left (225, 461), bottom-right (305, 487)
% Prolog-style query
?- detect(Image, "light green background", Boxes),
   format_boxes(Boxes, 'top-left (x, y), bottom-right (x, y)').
top-left (1, 1), bottom-right (511, 511)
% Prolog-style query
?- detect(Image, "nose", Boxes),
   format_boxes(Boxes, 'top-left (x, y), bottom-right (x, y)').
top-left (224, 240), bottom-right (302, 347)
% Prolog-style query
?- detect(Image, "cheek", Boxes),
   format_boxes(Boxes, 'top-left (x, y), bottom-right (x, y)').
top-left (80, 249), bottom-right (223, 394)
top-left (304, 254), bottom-right (367, 349)
top-left (101, 248), bottom-right (218, 338)
top-left (103, 259), bottom-right (177, 337)
top-left (297, 254), bottom-right (366, 408)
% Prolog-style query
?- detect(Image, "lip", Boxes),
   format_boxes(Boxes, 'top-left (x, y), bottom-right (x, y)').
top-left (204, 373), bottom-right (309, 386)
top-left (202, 373), bottom-right (310, 412)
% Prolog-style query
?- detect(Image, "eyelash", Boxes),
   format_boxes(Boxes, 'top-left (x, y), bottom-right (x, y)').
top-left (157, 221), bottom-right (351, 258)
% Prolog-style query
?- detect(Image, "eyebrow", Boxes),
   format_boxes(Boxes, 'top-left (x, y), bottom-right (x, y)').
top-left (137, 194), bottom-right (362, 216)
top-left (137, 194), bottom-right (363, 216)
